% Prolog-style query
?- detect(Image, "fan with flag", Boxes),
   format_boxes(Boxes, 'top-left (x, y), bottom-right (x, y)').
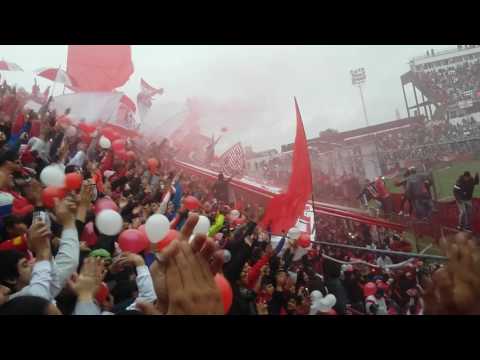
top-left (137, 78), bottom-right (164, 122)
top-left (34, 67), bottom-right (77, 96)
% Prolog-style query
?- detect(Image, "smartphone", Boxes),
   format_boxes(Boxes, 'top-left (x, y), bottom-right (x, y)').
top-left (32, 211), bottom-right (51, 230)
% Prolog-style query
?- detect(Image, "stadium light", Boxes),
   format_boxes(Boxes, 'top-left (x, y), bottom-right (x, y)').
top-left (350, 67), bottom-right (369, 126)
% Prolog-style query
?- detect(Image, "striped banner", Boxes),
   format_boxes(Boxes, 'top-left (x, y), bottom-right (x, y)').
top-left (219, 142), bottom-right (245, 177)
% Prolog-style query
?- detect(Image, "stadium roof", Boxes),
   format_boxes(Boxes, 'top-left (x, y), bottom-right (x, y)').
top-left (281, 116), bottom-right (425, 152)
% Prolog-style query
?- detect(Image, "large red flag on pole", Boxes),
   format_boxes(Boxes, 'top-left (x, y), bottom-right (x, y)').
top-left (67, 45), bottom-right (134, 92)
top-left (260, 97), bottom-right (313, 234)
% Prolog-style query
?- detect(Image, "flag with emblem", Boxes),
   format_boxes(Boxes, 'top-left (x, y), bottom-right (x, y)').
top-left (137, 78), bottom-right (164, 122)
top-left (219, 142), bottom-right (245, 177)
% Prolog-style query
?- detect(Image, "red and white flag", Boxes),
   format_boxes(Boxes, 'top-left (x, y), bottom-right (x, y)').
top-left (219, 142), bottom-right (245, 177)
top-left (0, 60), bottom-right (23, 71)
top-left (140, 78), bottom-right (163, 97)
top-left (137, 78), bottom-right (164, 121)
top-left (43, 86), bottom-right (51, 102)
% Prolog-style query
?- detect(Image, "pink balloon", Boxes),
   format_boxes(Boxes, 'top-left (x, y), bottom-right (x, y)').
top-left (81, 221), bottom-right (98, 247)
top-left (94, 197), bottom-right (119, 215)
top-left (118, 229), bottom-right (149, 254)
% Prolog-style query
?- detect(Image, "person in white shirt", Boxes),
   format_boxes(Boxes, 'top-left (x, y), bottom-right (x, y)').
top-left (0, 197), bottom-right (79, 303)
top-left (72, 252), bottom-right (157, 315)
top-left (28, 128), bottom-right (50, 164)
top-left (365, 289), bottom-right (388, 315)
top-left (68, 143), bottom-right (87, 168)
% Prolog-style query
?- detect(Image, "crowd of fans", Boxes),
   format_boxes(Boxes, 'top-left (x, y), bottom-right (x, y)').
top-left (376, 118), bottom-right (480, 173)
top-left (416, 59), bottom-right (480, 106)
top-left (0, 79), bottom-right (479, 315)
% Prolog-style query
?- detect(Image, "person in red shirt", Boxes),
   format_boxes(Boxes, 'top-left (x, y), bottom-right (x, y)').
top-left (375, 176), bottom-right (393, 216)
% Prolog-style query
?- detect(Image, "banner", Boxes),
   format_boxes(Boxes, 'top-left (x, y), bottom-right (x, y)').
top-left (50, 92), bottom-right (123, 124)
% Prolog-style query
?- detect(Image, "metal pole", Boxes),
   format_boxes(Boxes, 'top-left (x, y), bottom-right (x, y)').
top-left (358, 84), bottom-right (369, 126)
top-left (402, 83), bottom-right (411, 119)
top-left (313, 240), bottom-right (447, 261)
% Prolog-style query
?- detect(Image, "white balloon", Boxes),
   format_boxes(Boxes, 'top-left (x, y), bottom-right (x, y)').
top-left (95, 209), bottom-right (123, 236)
top-left (99, 136), bottom-right (111, 149)
top-left (193, 215), bottom-right (210, 235)
top-left (66, 125), bottom-right (77, 137)
top-left (223, 249), bottom-right (231, 263)
top-left (40, 165), bottom-right (66, 187)
top-left (145, 214), bottom-right (170, 243)
top-left (230, 210), bottom-right (240, 220)
top-left (323, 294), bottom-right (337, 308)
top-left (310, 290), bottom-right (323, 302)
top-left (317, 294), bottom-right (336, 312)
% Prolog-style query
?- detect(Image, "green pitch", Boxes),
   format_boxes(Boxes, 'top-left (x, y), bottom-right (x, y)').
top-left (385, 160), bottom-right (480, 202)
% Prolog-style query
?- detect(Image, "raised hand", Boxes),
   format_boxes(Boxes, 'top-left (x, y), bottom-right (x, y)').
top-left (424, 232), bottom-right (480, 314)
top-left (119, 252), bottom-right (145, 267)
top-left (54, 197), bottom-right (77, 228)
top-left (68, 257), bottom-right (104, 302)
top-left (149, 214), bottom-right (225, 315)
top-left (79, 180), bottom-right (94, 207)
top-left (28, 221), bottom-right (52, 261)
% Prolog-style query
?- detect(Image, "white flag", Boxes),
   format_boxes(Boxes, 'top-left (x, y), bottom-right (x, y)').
top-left (50, 92), bottom-right (123, 124)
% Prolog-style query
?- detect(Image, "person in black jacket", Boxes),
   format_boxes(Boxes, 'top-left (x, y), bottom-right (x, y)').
top-left (453, 171), bottom-right (479, 230)
top-left (212, 172), bottom-right (233, 204)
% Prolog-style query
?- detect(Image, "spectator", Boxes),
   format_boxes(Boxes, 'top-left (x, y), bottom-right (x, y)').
top-left (453, 171), bottom-right (479, 230)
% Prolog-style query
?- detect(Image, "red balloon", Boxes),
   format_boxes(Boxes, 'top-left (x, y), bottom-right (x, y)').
top-left (184, 195), bottom-right (200, 211)
top-left (214, 274), bottom-right (233, 314)
top-left (138, 224), bottom-right (147, 237)
top-left (126, 150), bottom-right (136, 160)
top-left (118, 229), bottom-right (149, 254)
top-left (363, 282), bottom-right (377, 297)
top-left (79, 122), bottom-right (96, 134)
top-left (101, 127), bottom-right (120, 141)
top-left (94, 197), bottom-right (119, 214)
top-left (42, 186), bottom-right (66, 208)
top-left (112, 139), bottom-right (126, 153)
top-left (147, 158), bottom-right (159, 171)
top-left (65, 172), bottom-right (83, 191)
top-left (95, 282), bottom-right (109, 304)
top-left (298, 233), bottom-right (311, 248)
top-left (81, 222), bottom-right (98, 247)
top-left (156, 229), bottom-right (180, 252)
top-left (138, 224), bottom-right (149, 245)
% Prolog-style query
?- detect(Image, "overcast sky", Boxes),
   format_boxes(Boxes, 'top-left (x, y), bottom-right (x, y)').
top-left (0, 45), bottom-right (454, 152)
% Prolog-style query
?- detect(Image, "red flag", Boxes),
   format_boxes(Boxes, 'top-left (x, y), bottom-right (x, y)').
top-left (67, 45), bottom-right (134, 92)
top-left (260, 98), bottom-right (312, 234)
